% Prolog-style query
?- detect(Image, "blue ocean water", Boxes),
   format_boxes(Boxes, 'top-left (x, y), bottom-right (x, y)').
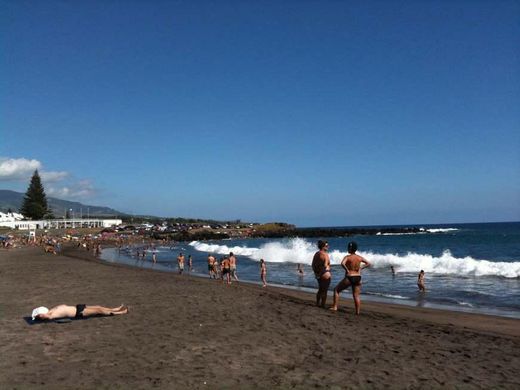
top-left (101, 222), bottom-right (520, 318)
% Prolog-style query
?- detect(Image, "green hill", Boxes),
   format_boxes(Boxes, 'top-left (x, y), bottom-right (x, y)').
top-left (0, 189), bottom-right (125, 217)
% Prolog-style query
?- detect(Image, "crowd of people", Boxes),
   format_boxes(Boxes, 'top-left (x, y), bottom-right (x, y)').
top-left (206, 252), bottom-right (240, 284)
top-left (1, 231), bottom-right (429, 319)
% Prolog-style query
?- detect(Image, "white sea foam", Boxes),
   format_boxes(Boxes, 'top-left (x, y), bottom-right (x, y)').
top-left (189, 238), bottom-right (520, 278)
top-left (426, 228), bottom-right (459, 233)
top-left (366, 292), bottom-right (410, 300)
top-left (376, 228), bottom-right (458, 235)
top-left (362, 249), bottom-right (520, 278)
top-left (377, 232), bottom-right (427, 236)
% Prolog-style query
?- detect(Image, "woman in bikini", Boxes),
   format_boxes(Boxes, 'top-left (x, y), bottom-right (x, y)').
top-left (312, 240), bottom-right (332, 308)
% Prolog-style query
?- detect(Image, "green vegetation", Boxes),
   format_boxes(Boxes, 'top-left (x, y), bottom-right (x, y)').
top-left (19, 170), bottom-right (54, 220)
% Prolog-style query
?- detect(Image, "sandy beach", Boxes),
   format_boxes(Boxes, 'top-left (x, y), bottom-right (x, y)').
top-left (1, 245), bottom-right (519, 389)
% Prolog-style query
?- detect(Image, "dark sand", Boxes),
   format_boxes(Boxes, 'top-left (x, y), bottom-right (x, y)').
top-left (1, 246), bottom-right (519, 389)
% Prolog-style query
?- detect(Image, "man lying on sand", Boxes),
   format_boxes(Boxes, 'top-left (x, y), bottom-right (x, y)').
top-left (32, 304), bottom-right (128, 321)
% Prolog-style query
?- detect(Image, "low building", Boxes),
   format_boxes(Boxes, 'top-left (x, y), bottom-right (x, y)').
top-left (0, 216), bottom-right (122, 230)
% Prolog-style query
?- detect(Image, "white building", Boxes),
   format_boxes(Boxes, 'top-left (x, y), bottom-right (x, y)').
top-left (0, 213), bottom-right (122, 230)
top-left (0, 211), bottom-right (24, 222)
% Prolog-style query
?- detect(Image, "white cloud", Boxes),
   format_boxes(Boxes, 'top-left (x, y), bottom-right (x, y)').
top-left (0, 158), bottom-right (41, 180)
top-left (47, 180), bottom-right (96, 200)
top-left (1, 156), bottom-right (96, 200)
top-left (40, 171), bottom-right (69, 182)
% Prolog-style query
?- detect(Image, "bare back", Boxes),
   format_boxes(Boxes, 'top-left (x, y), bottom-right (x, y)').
top-left (342, 254), bottom-right (369, 276)
top-left (312, 250), bottom-right (330, 278)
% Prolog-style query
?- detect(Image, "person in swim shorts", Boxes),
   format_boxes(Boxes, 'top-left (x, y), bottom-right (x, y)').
top-left (312, 240), bottom-right (331, 308)
top-left (330, 241), bottom-right (371, 315)
top-left (229, 252), bottom-right (239, 282)
top-left (221, 256), bottom-right (231, 284)
top-left (177, 252), bottom-right (185, 274)
top-left (33, 304), bottom-right (128, 321)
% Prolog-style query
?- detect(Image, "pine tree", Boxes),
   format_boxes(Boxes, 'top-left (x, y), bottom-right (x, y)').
top-left (19, 170), bottom-right (54, 219)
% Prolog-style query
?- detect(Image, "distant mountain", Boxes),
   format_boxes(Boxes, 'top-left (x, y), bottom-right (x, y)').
top-left (0, 189), bottom-right (125, 217)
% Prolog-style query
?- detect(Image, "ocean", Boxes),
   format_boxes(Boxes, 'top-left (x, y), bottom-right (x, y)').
top-left (101, 222), bottom-right (520, 318)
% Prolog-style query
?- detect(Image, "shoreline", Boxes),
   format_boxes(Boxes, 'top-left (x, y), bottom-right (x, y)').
top-left (101, 246), bottom-right (520, 321)
top-left (97, 248), bottom-right (520, 336)
top-left (1, 245), bottom-right (519, 388)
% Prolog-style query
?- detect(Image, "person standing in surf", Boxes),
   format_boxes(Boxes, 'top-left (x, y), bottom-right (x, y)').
top-left (208, 254), bottom-right (216, 278)
top-left (229, 252), bottom-right (239, 282)
top-left (177, 252), bottom-right (185, 274)
top-left (221, 256), bottom-right (231, 285)
top-left (312, 240), bottom-right (331, 308)
top-left (330, 241), bottom-right (371, 315)
top-left (260, 259), bottom-right (267, 287)
top-left (417, 270), bottom-right (426, 292)
top-left (297, 263), bottom-right (304, 276)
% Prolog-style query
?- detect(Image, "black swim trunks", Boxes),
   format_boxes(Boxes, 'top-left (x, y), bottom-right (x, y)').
top-left (75, 304), bottom-right (86, 318)
top-left (346, 275), bottom-right (361, 286)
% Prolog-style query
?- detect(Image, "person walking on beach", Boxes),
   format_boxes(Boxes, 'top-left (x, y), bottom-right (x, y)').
top-left (177, 252), bottom-right (185, 274)
top-left (260, 259), bottom-right (267, 287)
top-left (214, 257), bottom-right (221, 279)
top-left (188, 255), bottom-right (193, 272)
top-left (229, 252), bottom-right (239, 282)
top-left (152, 250), bottom-right (157, 263)
top-left (330, 241), bottom-right (371, 315)
top-left (417, 270), bottom-right (426, 292)
top-left (221, 256), bottom-right (231, 284)
top-left (312, 240), bottom-right (331, 308)
top-left (208, 254), bottom-right (216, 278)
top-left (95, 243), bottom-right (102, 257)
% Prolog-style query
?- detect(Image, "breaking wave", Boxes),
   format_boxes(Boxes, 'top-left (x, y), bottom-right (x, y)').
top-left (425, 228), bottom-right (459, 233)
top-left (189, 238), bottom-right (520, 278)
top-left (377, 228), bottom-right (459, 235)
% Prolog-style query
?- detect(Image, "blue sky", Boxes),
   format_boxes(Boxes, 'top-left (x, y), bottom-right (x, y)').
top-left (1, 0), bottom-right (519, 226)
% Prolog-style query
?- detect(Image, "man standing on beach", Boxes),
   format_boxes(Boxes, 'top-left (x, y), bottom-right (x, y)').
top-left (177, 252), bottom-right (185, 274)
top-left (221, 256), bottom-right (231, 284)
top-left (330, 241), bottom-right (371, 315)
top-left (229, 252), bottom-right (239, 282)
top-left (312, 240), bottom-right (331, 308)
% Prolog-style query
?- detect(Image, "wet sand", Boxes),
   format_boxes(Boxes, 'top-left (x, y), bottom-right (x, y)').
top-left (1, 245), bottom-right (519, 388)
